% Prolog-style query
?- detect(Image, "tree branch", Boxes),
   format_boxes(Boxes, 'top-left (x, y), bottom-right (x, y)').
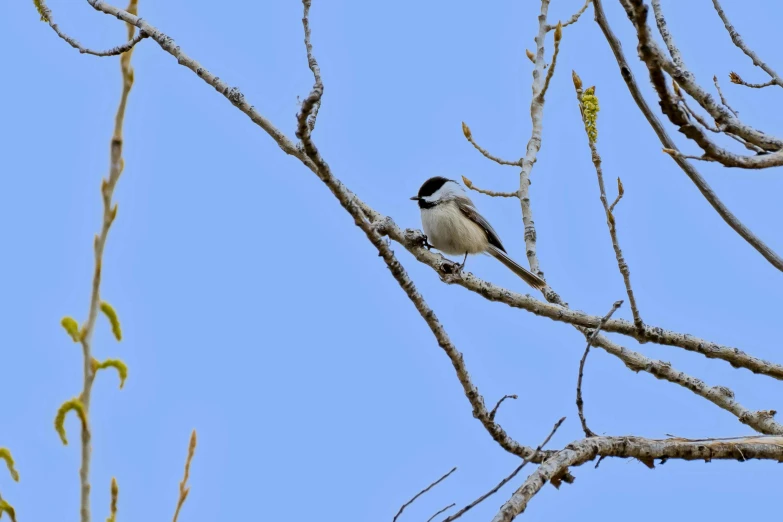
top-left (592, 0), bottom-right (783, 271)
top-left (517, 0), bottom-right (555, 283)
top-left (729, 72), bottom-right (776, 89)
top-left (620, 0), bottom-right (783, 167)
top-left (462, 176), bottom-right (518, 199)
top-left (489, 395), bottom-right (518, 421)
top-left (461, 122), bottom-right (523, 167)
top-left (713, 74), bottom-right (739, 117)
top-left (576, 301), bottom-right (623, 438)
top-left (546, 0), bottom-right (592, 31)
top-left (441, 417), bottom-right (565, 522)
top-left (393, 467), bottom-right (456, 522)
top-left (35, 0), bottom-right (147, 57)
top-left (172, 430), bottom-right (197, 522)
top-left (712, 0), bottom-right (783, 89)
top-left (492, 434), bottom-right (783, 521)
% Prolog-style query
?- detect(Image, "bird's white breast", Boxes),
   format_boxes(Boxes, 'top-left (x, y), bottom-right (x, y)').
top-left (421, 202), bottom-right (488, 255)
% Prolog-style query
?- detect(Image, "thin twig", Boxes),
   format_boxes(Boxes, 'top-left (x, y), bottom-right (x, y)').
top-left (301, 0), bottom-right (323, 131)
top-left (540, 22), bottom-right (562, 100)
top-left (592, 0), bottom-right (783, 271)
top-left (608, 178), bottom-right (624, 212)
top-left (662, 149), bottom-right (711, 162)
top-left (426, 504), bottom-right (455, 522)
top-left (172, 430), bottom-right (197, 522)
top-left (713, 75), bottom-right (739, 117)
top-left (679, 87), bottom-right (764, 154)
top-left (462, 176), bottom-right (518, 199)
top-left (35, 0), bottom-right (146, 57)
top-left (442, 417), bottom-right (565, 522)
top-left (393, 467), bottom-right (457, 522)
top-left (546, 0), bottom-right (592, 31)
top-left (729, 72), bottom-right (776, 89)
top-left (576, 301), bottom-right (623, 438)
top-left (712, 0), bottom-right (783, 88)
top-left (489, 395), bottom-right (519, 421)
top-left (461, 122), bottom-right (522, 166)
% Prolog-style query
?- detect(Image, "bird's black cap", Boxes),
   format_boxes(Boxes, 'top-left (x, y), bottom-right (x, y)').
top-left (411, 176), bottom-right (451, 200)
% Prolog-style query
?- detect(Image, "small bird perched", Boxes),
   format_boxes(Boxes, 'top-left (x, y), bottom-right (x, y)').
top-left (410, 176), bottom-right (546, 290)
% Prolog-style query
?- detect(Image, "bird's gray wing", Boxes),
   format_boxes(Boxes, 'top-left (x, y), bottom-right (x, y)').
top-left (454, 196), bottom-right (506, 253)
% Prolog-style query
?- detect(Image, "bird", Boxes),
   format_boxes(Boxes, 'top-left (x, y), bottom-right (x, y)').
top-left (410, 176), bottom-right (546, 290)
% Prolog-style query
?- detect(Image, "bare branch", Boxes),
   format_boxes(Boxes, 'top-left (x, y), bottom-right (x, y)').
top-left (620, 0), bottom-right (783, 167)
top-left (442, 417), bottom-right (565, 522)
top-left (608, 177), bottom-right (624, 213)
top-left (729, 71), bottom-right (776, 90)
top-left (546, 0), bottom-right (592, 31)
top-left (393, 467), bottom-right (456, 522)
top-left (539, 22), bottom-right (563, 100)
top-left (592, 0), bottom-right (783, 271)
top-left (650, 0), bottom-right (684, 68)
top-left (493, 435), bottom-right (783, 521)
top-left (301, 0), bottom-right (323, 131)
top-left (517, 0), bottom-right (555, 282)
top-left (576, 301), bottom-right (623, 438)
top-left (662, 149), bottom-right (712, 162)
top-left (172, 430), bottom-right (197, 522)
top-left (462, 176), bottom-right (518, 199)
top-left (712, 0), bottom-right (783, 89)
top-left (426, 504), bottom-right (455, 522)
top-left (677, 90), bottom-right (763, 152)
top-left (36, 0), bottom-right (147, 57)
top-left (389, 227), bottom-right (783, 433)
top-left (713, 75), bottom-right (739, 117)
top-left (489, 395), bottom-right (518, 421)
top-left (461, 122), bottom-right (522, 167)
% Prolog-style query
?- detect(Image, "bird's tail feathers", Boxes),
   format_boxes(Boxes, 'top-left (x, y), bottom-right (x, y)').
top-left (487, 245), bottom-right (547, 290)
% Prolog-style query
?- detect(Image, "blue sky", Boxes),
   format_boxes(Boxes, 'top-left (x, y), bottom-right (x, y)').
top-left (2, 0), bottom-right (783, 520)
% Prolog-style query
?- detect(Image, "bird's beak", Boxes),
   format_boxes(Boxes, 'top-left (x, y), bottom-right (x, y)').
top-left (410, 196), bottom-right (420, 201)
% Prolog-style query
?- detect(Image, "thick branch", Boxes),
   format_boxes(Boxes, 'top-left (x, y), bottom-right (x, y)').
top-left (492, 435), bottom-right (783, 521)
top-left (592, 0), bottom-right (783, 272)
top-left (621, 0), bottom-right (783, 166)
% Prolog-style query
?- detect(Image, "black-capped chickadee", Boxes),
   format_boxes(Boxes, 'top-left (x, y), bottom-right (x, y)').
top-left (410, 176), bottom-right (546, 290)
